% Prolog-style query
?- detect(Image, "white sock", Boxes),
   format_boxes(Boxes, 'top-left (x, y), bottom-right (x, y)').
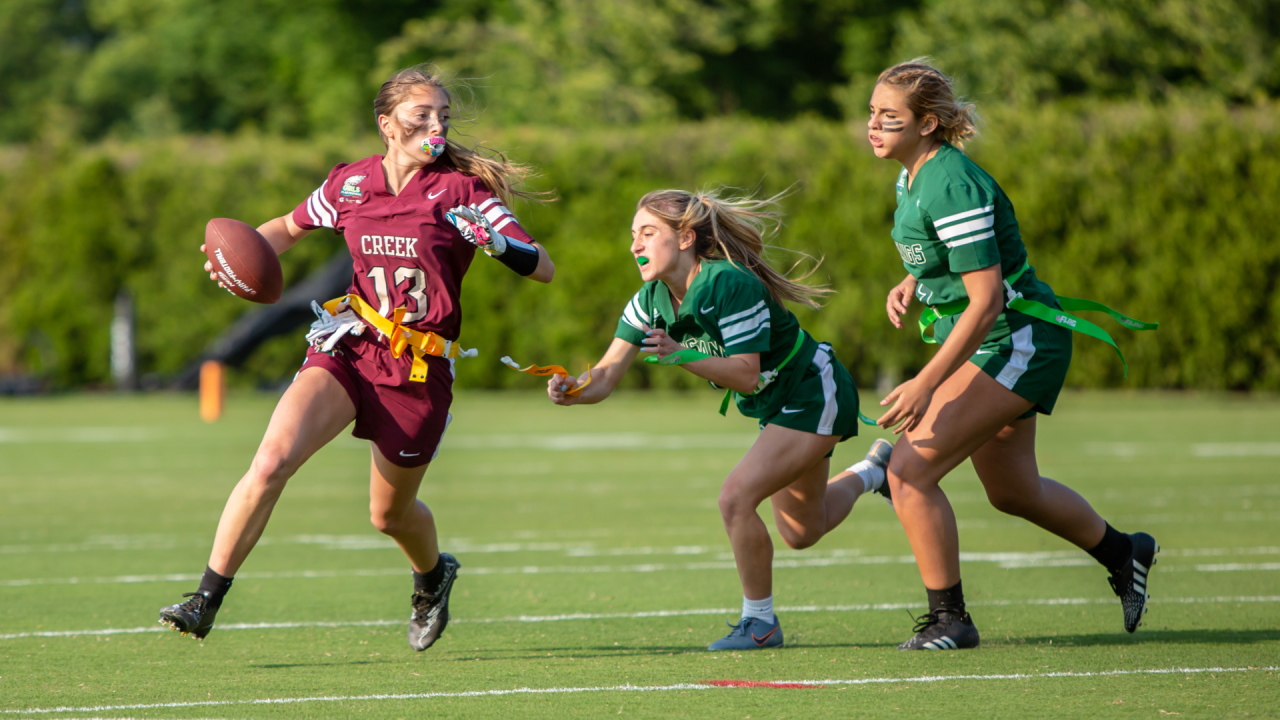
top-left (742, 595), bottom-right (775, 623)
top-left (847, 459), bottom-right (886, 494)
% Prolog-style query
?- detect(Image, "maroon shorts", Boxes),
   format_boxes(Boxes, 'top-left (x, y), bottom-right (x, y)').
top-left (299, 332), bottom-right (454, 468)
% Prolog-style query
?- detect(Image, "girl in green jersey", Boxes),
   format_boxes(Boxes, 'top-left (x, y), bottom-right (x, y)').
top-left (868, 60), bottom-right (1158, 650)
top-left (546, 188), bottom-right (890, 651)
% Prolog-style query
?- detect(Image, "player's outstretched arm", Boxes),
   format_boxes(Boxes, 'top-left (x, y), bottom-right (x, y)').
top-left (548, 337), bottom-right (640, 407)
top-left (526, 241), bottom-right (555, 284)
top-left (640, 326), bottom-right (761, 394)
top-left (256, 213), bottom-right (312, 255)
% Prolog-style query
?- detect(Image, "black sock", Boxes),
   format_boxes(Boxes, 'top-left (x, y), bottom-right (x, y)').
top-left (1086, 523), bottom-right (1133, 574)
top-left (197, 566), bottom-right (233, 606)
top-left (413, 556), bottom-right (446, 592)
top-left (926, 580), bottom-right (965, 616)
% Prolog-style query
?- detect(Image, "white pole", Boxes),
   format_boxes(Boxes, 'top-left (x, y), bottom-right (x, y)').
top-left (111, 290), bottom-right (136, 390)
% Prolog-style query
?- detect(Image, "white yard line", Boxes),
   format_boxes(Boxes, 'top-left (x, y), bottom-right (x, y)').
top-left (6, 546), bottom-right (1280, 588)
top-left (3, 595), bottom-right (1278, 641)
top-left (6, 666), bottom-right (1277, 715)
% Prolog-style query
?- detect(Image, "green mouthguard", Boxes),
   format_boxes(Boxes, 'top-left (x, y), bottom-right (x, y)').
top-left (637, 256), bottom-right (649, 266)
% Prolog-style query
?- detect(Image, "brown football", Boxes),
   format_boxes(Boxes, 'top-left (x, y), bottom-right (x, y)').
top-left (204, 218), bottom-right (283, 304)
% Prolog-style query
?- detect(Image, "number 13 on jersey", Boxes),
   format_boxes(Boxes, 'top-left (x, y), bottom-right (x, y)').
top-left (367, 266), bottom-right (428, 322)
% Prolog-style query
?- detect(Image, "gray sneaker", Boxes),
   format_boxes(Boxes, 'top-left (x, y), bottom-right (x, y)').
top-left (707, 616), bottom-right (784, 651)
top-left (866, 438), bottom-right (894, 506)
top-left (408, 552), bottom-right (460, 651)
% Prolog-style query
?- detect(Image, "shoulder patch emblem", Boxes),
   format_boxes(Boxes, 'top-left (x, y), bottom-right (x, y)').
top-left (340, 175), bottom-right (367, 198)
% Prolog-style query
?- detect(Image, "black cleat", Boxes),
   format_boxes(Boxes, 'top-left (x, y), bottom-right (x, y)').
top-left (159, 591), bottom-right (221, 640)
top-left (1109, 531), bottom-right (1159, 633)
top-left (408, 552), bottom-right (461, 651)
top-left (898, 609), bottom-right (981, 650)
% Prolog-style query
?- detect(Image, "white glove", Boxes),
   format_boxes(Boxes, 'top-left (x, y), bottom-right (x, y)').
top-left (306, 300), bottom-right (365, 352)
top-left (445, 204), bottom-right (507, 255)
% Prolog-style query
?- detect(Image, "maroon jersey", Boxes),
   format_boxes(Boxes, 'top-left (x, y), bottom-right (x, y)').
top-left (292, 155), bottom-right (536, 340)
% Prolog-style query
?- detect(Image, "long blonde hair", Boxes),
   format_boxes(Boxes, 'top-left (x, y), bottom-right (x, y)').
top-left (876, 59), bottom-right (980, 149)
top-left (374, 64), bottom-right (549, 206)
top-left (637, 188), bottom-right (830, 309)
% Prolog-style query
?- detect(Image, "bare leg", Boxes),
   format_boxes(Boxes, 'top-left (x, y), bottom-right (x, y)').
top-left (819, 465), bottom-right (871, 532)
top-left (970, 417), bottom-right (1106, 550)
top-left (368, 446), bottom-right (438, 572)
top-left (719, 425), bottom-right (840, 600)
top-left (889, 363), bottom-right (1033, 589)
top-left (207, 367), bottom-right (355, 576)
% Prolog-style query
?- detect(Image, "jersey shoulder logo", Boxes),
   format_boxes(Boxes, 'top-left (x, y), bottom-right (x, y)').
top-left (340, 175), bottom-right (367, 198)
top-left (428, 189), bottom-right (445, 200)
top-left (700, 305), bottom-right (715, 314)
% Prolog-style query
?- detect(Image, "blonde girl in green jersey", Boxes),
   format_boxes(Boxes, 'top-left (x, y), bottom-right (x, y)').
top-left (545, 188), bottom-right (891, 651)
top-left (867, 60), bottom-right (1158, 650)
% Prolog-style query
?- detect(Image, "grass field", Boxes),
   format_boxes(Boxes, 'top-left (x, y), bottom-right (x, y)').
top-left (1, 389), bottom-right (1277, 719)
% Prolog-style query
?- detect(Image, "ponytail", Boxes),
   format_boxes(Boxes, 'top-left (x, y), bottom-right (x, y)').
top-left (637, 188), bottom-right (830, 309)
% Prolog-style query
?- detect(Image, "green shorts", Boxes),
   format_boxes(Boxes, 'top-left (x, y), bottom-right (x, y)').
top-left (969, 318), bottom-right (1072, 417)
top-left (758, 343), bottom-right (861, 449)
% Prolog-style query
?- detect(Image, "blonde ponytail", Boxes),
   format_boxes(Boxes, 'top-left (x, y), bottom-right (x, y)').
top-left (638, 188), bottom-right (830, 309)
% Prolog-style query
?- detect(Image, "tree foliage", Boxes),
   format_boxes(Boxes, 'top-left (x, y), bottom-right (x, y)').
top-left (892, 0), bottom-right (1280, 106)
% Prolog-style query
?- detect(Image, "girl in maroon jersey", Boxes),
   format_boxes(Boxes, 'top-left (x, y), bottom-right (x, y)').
top-left (161, 65), bottom-right (555, 651)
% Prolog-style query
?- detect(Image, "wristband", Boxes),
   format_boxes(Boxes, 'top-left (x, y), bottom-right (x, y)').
top-left (493, 235), bottom-right (540, 276)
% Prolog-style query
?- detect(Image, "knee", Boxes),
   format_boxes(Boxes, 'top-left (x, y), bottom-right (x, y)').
top-left (779, 527), bottom-right (821, 551)
top-left (371, 501), bottom-right (426, 537)
top-left (717, 484), bottom-right (758, 525)
top-left (244, 445), bottom-right (296, 500)
top-left (369, 509), bottom-right (401, 536)
top-left (985, 485), bottom-right (1035, 517)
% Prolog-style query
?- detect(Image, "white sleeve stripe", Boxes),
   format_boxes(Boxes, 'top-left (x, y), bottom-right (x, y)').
top-left (629, 296), bottom-right (651, 325)
top-left (304, 195), bottom-right (322, 227)
top-left (306, 193), bottom-right (332, 229)
top-left (945, 230), bottom-right (996, 248)
top-left (721, 309), bottom-right (770, 340)
top-left (935, 214), bottom-right (994, 240)
top-left (315, 180), bottom-right (338, 220)
top-left (309, 188), bottom-right (335, 228)
top-left (717, 300), bottom-right (767, 325)
top-left (492, 216), bottom-right (517, 232)
top-left (476, 197), bottom-right (500, 212)
top-left (935, 205), bottom-right (994, 226)
top-left (484, 205), bottom-right (511, 224)
top-left (622, 303), bottom-right (645, 332)
top-left (725, 322), bottom-right (770, 346)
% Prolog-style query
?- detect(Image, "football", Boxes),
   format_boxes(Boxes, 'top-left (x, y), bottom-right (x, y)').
top-left (204, 218), bottom-right (283, 304)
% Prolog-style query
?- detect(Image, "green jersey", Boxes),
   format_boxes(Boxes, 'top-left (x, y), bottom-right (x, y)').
top-left (891, 142), bottom-right (1058, 343)
top-left (615, 258), bottom-right (818, 419)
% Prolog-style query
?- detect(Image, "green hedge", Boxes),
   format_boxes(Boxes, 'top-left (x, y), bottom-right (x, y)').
top-left (2, 100), bottom-right (1277, 390)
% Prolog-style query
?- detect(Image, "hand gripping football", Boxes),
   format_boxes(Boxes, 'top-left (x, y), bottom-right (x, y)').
top-left (204, 218), bottom-right (283, 304)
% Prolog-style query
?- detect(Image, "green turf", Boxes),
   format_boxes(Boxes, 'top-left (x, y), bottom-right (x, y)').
top-left (1, 389), bottom-right (1278, 719)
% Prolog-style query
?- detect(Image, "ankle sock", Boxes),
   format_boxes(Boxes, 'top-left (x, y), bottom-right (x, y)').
top-left (847, 459), bottom-right (886, 494)
top-left (741, 595), bottom-right (775, 624)
top-left (926, 580), bottom-right (966, 616)
top-left (1086, 523), bottom-right (1133, 574)
top-left (413, 556), bottom-right (447, 592)
top-left (197, 566), bottom-right (233, 606)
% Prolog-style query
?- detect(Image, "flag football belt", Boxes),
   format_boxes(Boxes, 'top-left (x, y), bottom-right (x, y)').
top-left (644, 331), bottom-right (877, 425)
top-left (323, 294), bottom-right (475, 383)
top-left (917, 261), bottom-right (1159, 378)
